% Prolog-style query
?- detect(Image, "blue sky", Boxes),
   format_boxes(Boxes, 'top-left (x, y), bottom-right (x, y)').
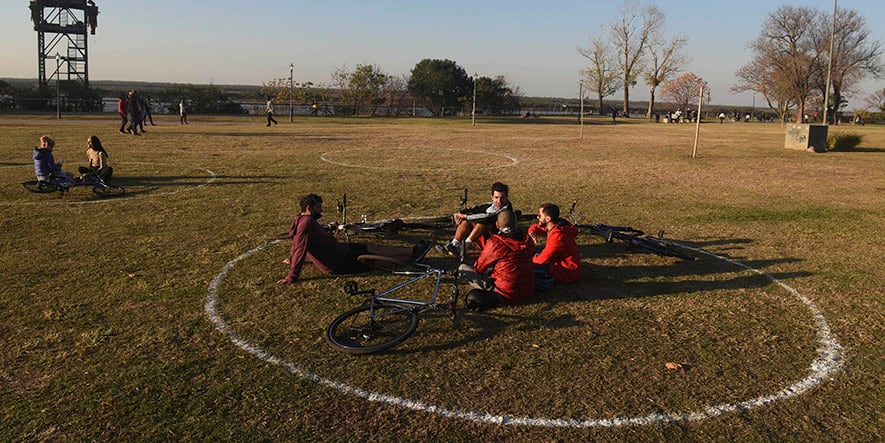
top-left (1, 0), bottom-right (882, 108)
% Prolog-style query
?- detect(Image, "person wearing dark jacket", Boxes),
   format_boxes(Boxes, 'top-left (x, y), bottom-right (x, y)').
top-left (528, 203), bottom-right (581, 285)
top-left (459, 209), bottom-right (535, 310)
top-left (33, 135), bottom-right (72, 186)
top-left (276, 193), bottom-right (432, 285)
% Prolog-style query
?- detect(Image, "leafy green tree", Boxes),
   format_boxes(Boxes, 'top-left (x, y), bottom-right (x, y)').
top-left (407, 59), bottom-right (472, 116)
top-left (333, 64), bottom-right (390, 115)
top-left (475, 76), bottom-right (521, 115)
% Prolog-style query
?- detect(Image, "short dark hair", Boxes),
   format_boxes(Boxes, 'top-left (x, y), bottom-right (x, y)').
top-left (539, 203), bottom-right (560, 220)
top-left (491, 182), bottom-right (508, 196)
top-left (299, 193), bottom-right (323, 211)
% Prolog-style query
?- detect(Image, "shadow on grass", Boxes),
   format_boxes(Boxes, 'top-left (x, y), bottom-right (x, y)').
top-left (0, 162), bottom-right (30, 167)
top-left (830, 146), bottom-right (885, 153)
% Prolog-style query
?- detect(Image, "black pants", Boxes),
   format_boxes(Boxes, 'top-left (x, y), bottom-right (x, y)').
top-left (267, 112), bottom-right (277, 126)
top-left (119, 113), bottom-right (128, 132)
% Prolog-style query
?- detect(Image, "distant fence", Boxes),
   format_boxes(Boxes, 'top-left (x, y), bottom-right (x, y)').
top-left (1, 96), bottom-right (877, 124)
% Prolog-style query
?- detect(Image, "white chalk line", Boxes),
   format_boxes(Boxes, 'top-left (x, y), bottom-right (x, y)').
top-left (1, 162), bottom-right (216, 206)
top-left (205, 240), bottom-right (843, 428)
top-left (320, 148), bottom-right (519, 171)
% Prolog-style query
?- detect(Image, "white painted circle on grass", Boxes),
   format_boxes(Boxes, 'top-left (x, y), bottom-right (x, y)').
top-left (320, 148), bottom-right (519, 171)
top-left (205, 240), bottom-right (843, 428)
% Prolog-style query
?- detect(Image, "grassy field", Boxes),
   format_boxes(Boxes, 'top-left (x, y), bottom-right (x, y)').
top-left (1, 114), bottom-right (882, 441)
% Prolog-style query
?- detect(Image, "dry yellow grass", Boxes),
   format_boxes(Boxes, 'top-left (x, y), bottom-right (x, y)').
top-left (1, 115), bottom-right (882, 440)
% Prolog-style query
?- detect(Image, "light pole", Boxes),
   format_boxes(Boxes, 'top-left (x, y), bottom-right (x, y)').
top-left (289, 63), bottom-right (294, 123)
top-left (579, 80), bottom-right (584, 139)
top-left (471, 73), bottom-right (477, 126)
top-left (55, 53), bottom-right (61, 119)
top-left (823, 0), bottom-right (837, 125)
top-left (752, 92), bottom-right (756, 122)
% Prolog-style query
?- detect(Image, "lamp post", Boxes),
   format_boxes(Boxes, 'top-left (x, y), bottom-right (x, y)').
top-left (289, 63), bottom-right (294, 123)
top-left (471, 73), bottom-right (477, 126)
top-left (55, 53), bottom-right (61, 119)
top-left (822, 0), bottom-right (837, 125)
top-left (752, 92), bottom-right (756, 122)
top-left (579, 80), bottom-right (584, 139)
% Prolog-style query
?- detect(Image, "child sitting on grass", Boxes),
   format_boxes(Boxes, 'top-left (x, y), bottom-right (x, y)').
top-left (33, 135), bottom-right (73, 187)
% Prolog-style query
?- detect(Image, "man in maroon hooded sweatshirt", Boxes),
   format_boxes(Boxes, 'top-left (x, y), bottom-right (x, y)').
top-left (276, 193), bottom-right (431, 285)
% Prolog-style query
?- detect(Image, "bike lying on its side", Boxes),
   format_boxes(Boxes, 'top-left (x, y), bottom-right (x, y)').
top-left (325, 257), bottom-right (462, 355)
top-left (565, 201), bottom-right (695, 261)
top-left (22, 172), bottom-right (125, 197)
top-left (321, 193), bottom-right (453, 241)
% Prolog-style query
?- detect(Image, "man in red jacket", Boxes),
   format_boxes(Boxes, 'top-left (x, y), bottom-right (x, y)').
top-left (528, 203), bottom-right (581, 285)
top-left (276, 193), bottom-right (432, 285)
top-left (459, 210), bottom-right (535, 310)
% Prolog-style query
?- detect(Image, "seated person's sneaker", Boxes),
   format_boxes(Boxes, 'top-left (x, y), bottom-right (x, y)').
top-left (435, 241), bottom-right (461, 256)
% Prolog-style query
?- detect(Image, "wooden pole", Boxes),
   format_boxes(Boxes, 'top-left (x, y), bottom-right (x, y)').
top-left (692, 85), bottom-right (703, 158)
top-left (579, 80), bottom-right (584, 139)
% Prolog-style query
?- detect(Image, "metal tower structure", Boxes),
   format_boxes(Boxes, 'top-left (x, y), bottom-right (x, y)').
top-left (29, 0), bottom-right (99, 90)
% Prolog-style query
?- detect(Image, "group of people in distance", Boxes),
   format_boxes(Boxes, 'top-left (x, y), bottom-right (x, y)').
top-left (32, 134), bottom-right (113, 186)
top-left (117, 90), bottom-right (155, 136)
top-left (278, 182), bottom-right (581, 312)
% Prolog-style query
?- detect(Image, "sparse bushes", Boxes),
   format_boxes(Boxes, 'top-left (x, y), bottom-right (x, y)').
top-left (828, 132), bottom-right (863, 151)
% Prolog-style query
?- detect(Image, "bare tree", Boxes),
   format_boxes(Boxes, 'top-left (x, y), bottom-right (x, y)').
top-left (578, 31), bottom-right (620, 112)
top-left (866, 88), bottom-right (885, 112)
top-left (609, 0), bottom-right (659, 115)
top-left (661, 72), bottom-right (710, 112)
top-left (383, 74), bottom-right (411, 116)
top-left (740, 6), bottom-right (823, 123)
top-left (643, 7), bottom-right (689, 119)
top-left (732, 58), bottom-right (795, 122)
top-left (811, 8), bottom-right (883, 123)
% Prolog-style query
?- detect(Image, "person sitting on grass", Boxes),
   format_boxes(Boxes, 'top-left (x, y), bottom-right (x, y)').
top-left (77, 135), bottom-right (113, 181)
top-left (528, 203), bottom-right (581, 288)
top-left (437, 181), bottom-right (514, 256)
top-left (32, 135), bottom-right (72, 187)
top-left (459, 209), bottom-right (535, 311)
top-left (277, 193), bottom-right (433, 285)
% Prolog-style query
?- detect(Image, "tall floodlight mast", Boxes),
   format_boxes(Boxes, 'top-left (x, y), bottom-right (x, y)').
top-left (30, 0), bottom-right (99, 90)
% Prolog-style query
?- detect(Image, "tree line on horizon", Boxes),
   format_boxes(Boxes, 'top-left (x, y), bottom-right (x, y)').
top-left (579, 0), bottom-right (882, 123)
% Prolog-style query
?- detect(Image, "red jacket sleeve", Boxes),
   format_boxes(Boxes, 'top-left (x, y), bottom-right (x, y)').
top-left (533, 227), bottom-right (564, 265)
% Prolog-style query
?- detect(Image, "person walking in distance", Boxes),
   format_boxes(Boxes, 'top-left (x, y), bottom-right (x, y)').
top-left (179, 98), bottom-right (188, 125)
top-left (117, 94), bottom-right (129, 134)
top-left (266, 96), bottom-right (278, 126)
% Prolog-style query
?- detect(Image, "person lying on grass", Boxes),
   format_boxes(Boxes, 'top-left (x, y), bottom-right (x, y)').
top-left (276, 193), bottom-right (432, 285)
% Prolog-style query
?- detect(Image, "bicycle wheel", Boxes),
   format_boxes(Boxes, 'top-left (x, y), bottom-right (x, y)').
top-left (22, 180), bottom-right (60, 194)
top-left (92, 184), bottom-right (125, 197)
top-left (325, 303), bottom-right (419, 354)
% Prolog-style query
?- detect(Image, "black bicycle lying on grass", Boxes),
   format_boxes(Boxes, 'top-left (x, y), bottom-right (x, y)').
top-left (321, 193), bottom-right (453, 241)
top-left (22, 172), bottom-right (125, 197)
top-left (564, 201), bottom-right (695, 261)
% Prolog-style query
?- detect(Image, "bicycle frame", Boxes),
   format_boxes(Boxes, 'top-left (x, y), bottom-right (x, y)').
top-left (371, 265), bottom-right (456, 309)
